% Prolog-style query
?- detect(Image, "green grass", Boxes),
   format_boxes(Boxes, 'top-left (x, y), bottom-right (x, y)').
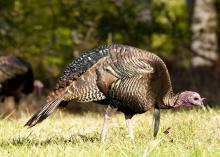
top-left (0, 108), bottom-right (220, 157)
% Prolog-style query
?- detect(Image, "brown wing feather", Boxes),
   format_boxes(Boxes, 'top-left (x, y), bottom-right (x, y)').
top-left (47, 57), bottom-right (108, 103)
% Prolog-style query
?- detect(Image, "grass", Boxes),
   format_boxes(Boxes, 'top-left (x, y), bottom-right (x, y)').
top-left (0, 108), bottom-right (220, 157)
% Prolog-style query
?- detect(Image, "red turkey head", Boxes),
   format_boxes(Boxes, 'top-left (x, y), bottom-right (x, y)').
top-left (174, 91), bottom-right (205, 108)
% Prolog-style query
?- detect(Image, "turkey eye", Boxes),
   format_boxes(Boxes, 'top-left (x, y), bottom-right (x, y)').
top-left (194, 97), bottom-right (199, 101)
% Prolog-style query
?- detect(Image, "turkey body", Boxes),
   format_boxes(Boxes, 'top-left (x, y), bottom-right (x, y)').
top-left (49, 44), bottom-right (173, 114)
top-left (25, 44), bottom-right (180, 140)
top-left (0, 56), bottom-right (34, 101)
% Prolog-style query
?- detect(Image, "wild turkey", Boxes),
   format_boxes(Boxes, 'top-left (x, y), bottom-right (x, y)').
top-left (0, 55), bottom-right (43, 104)
top-left (25, 44), bottom-right (204, 141)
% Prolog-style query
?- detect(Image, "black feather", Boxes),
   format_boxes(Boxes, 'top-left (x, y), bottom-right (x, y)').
top-left (55, 45), bottom-right (110, 89)
top-left (24, 96), bottom-right (64, 127)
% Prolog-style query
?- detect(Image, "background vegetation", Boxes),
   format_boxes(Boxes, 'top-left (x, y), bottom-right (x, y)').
top-left (1, 0), bottom-right (188, 80)
top-left (1, 0), bottom-right (219, 90)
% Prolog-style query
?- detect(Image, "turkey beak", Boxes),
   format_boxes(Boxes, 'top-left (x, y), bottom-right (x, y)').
top-left (201, 97), bottom-right (206, 101)
top-left (200, 98), bottom-right (206, 111)
top-left (200, 98), bottom-right (206, 105)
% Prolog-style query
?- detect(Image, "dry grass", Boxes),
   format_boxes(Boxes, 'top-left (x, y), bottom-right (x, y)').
top-left (0, 107), bottom-right (220, 157)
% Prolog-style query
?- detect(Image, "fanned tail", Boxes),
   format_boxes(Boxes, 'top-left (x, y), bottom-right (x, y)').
top-left (24, 95), bottom-right (64, 127)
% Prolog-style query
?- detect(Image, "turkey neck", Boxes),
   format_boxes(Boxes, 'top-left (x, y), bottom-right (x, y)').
top-left (162, 92), bottom-right (180, 108)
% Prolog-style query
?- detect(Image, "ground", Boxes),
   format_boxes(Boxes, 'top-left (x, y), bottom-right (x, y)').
top-left (0, 108), bottom-right (220, 157)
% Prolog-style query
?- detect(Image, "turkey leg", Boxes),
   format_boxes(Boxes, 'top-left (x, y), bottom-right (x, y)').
top-left (125, 115), bottom-right (134, 142)
top-left (101, 105), bottom-right (113, 142)
top-left (153, 105), bottom-right (160, 137)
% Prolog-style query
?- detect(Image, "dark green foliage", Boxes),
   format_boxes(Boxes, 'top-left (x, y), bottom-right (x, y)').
top-left (0, 0), bottom-right (219, 84)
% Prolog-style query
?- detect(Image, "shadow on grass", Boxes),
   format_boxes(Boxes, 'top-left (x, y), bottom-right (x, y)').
top-left (0, 134), bottom-right (100, 147)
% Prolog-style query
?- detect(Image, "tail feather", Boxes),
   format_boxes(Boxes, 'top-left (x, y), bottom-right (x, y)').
top-left (24, 96), bottom-right (64, 127)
